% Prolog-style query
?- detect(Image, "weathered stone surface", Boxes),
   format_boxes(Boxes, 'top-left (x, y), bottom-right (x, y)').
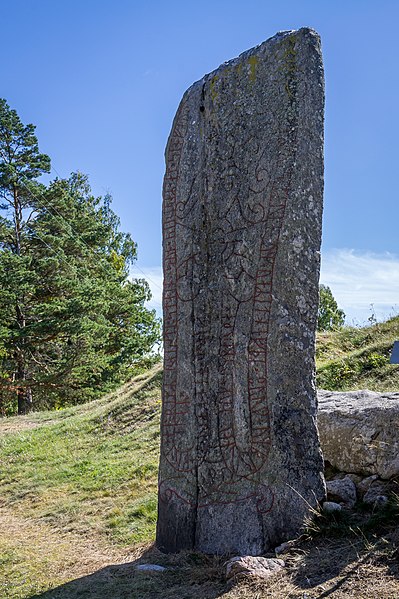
top-left (157, 28), bottom-right (325, 556)
top-left (275, 539), bottom-right (297, 554)
top-left (357, 475), bottom-right (379, 497)
top-left (225, 556), bottom-right (285, 580)
top-left (362, 481), bottom-right (389, 507)
top-left (318, 390), bottom-right (399, 479)
top-left (326, 477), bottom-right (357, 508)
top-left (322, 501), bottom-right (343, 514)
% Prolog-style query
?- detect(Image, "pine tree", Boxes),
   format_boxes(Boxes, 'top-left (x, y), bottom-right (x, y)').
top-left (317, 284), bottom-right (345, 331)
top-left (0, 100), bottom-right (160, 414)
top-left (0, 98), bottom-right (50, 413)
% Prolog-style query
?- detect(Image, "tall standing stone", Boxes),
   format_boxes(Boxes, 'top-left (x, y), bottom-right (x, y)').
top-left (157, 28), bottom-right (325, 555)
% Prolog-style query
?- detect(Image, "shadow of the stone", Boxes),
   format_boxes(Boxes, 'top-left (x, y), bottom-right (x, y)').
top-left (290, 535), bottom-right (399, 596)
top-left (30, 548), bottom-right (228, 599)
top-left (30, 535), bottom-right (399, 598)
top-left (291, 542), bottom-right (367, 595)
top-left (31, 561), bottom-right (149, 599)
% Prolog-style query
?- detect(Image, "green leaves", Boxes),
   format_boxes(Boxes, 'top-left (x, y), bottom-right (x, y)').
top-left (0, 99), bottom-right (50, 204)
top-left (0, 100), bottom-right (160, 414)
top-left (317, 284), bottom-right (345, 331)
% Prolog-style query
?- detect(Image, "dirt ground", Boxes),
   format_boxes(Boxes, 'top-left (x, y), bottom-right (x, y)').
top-left (2, 503), bottom-right (399, 599)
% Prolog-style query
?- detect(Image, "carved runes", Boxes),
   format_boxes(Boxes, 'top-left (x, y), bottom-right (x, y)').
top-left (157, 28), bottom-right (326, 555)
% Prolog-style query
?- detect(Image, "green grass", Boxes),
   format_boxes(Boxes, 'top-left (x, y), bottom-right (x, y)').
top-left (1, 318), bottom-right (398, 548)
top-left (0, 365), bottom-right (162, 548)
top-left (304, 492), bottom-right (399, 542)
top-left (1, 318), bottom-right (399, 598)
top-left (316, 315), bottom-right (399, 391)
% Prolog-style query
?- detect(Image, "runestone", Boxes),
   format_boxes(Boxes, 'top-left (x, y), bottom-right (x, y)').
top-left (157, 28), bottom-right (325, 555)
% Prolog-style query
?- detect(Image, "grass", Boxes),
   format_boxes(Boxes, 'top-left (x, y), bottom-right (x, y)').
top-left (316, 315), bottom-right (399, 391)
top-left (0, 365), bottom-right (162, 550)
top-left (304, 490), bottom-right (399, 541)
top-left (1, 318), bottom-right (399, 597)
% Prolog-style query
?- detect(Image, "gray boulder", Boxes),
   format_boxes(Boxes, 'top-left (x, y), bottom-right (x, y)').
top-left (135, 564), bottom-right (167, 572)
top-left (326, 476), bottom-right (357, 508)
top-left (225, 556), bottom-right (285, 580)
top-left (318, 389), bottom-right (399, 479)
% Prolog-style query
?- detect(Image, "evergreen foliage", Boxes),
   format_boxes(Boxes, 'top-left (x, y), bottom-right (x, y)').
top-left (317, 284), bottom-right (345, 331)
top-left (0, 99), bottom-right (160, 415)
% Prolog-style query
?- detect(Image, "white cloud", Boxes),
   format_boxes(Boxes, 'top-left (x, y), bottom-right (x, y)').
top-left (130, 265), bottom-right (163, 318)
top-left (132, 250), bottom-right (399, 327)
top-left (320, 249), bottom-right (399, 325)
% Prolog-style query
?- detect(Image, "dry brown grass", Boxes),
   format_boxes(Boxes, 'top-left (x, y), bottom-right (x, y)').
top-left (0, 505), bottom-right (142, 598)
top-left (2, 501), bottom-right (399, 599)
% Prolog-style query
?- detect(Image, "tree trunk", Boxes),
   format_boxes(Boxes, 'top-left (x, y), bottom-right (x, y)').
top-left (13, 184), bottom-right (33, 414)
top-left (17, 379), bottom-right (33, 415)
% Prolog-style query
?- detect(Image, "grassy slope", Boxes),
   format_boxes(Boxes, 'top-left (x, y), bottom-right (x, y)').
top-left (1, 365), bottom-right (162, 545)
top-left (316, 315), bottom-right (399, 391)
top-left (0, 366), bottom-right (162, 598)
top-left (1, 319), bottom-right (399, 598)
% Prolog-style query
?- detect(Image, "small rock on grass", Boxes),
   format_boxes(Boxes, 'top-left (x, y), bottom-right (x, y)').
top-left (135, 564), bottom-right (167, 572)
top-left (323, 501), bottom-right (343, 514)
top-left (225, 556), bottom-right (285, 580)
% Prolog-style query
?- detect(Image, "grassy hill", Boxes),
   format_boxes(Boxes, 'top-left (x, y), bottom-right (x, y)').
top-left (0, 366), bottom-right (163, 598)
top-left (1, 318), bottom-right (399, 598)
top-left (316, 315), bottom-right (399, 392)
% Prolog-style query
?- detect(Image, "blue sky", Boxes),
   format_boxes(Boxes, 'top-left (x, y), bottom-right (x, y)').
top-left (2, 0), bottom-right (398, 324)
